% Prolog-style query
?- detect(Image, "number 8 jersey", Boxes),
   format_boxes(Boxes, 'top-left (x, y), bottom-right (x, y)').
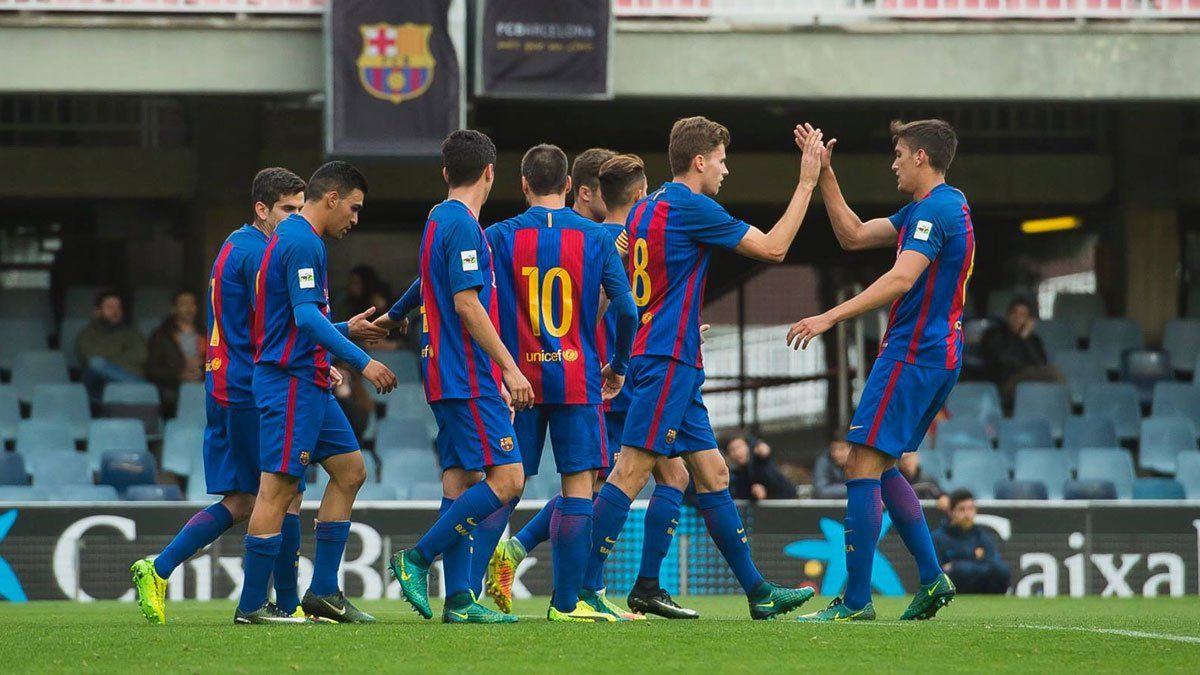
top-left (487, 206), bottom-right (631, 405)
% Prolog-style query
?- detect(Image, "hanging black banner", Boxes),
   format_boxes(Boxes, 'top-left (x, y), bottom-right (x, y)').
top-left (478, 0), bottom-right (612, 99)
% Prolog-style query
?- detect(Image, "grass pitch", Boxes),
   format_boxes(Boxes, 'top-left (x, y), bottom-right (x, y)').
top-left (1, 595), bottom-right (1197, 673)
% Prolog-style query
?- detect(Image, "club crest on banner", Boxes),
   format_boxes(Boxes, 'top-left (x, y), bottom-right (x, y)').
top-left (357, 22), bottom-right (436, 104)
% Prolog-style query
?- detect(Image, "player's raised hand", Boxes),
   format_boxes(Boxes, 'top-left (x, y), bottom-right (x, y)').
top-left (347, 307), bottom-right (389, 344)
top-left (797, 123), bottom-right (836, 172)
top-left (361, 359), bottom-right (397, 394)
top-left (786, 313), bottom-right (835, 350)
top-left (372, 313), bottom-right (409, 335)
top-left (601, 363), bottom-right (625, 401)
top-left (503, 367), bottom-right (534, 411)
top-left (798, 128), bottom-right (824, 189)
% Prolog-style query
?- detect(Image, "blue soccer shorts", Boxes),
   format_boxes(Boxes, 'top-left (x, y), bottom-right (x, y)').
top-left (599, 408), bottom-right (626, 479)
top-left (620, 355), bottom-right (718, 457)
top-left (203, 397), bottom-right (260, 496)
top-left (253, 367), bottom-right (359, 488)
top-left (515, 403), bottom-right (608, 477)
top-left (847, 357), bottom-right (961, 458)
top-left (431, 395), bottom-right (522, 472)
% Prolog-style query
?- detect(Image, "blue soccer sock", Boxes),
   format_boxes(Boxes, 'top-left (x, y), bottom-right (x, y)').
top-left (309, 520), bottom-right (350, 597)
top-left (153, 503), bottom-right (234, 580)
top-left (273, 513), bottom-right (302, 613)
top-left (550, 496), bottom-right (593, 613)
top-left (469, 498), bottom-right (515, 597)
top-left (436, 498), bottom-right (473, 598)
top-left (582, 483), bottom-right (631, 592)
top-left (415, 481), bottom-right (502, 592)
top-left (238, 533), bottom-right (282, 613)
top-left (638, 485), bottom-right (683, 581)
top-left (514, 494), bottom-right (559, 554)
top-left (843, 478), bottom-right (883, 611)
top-left (697, 490), bottom-right (764, 595)
top-left (881, 467), bottom-right (941, 585)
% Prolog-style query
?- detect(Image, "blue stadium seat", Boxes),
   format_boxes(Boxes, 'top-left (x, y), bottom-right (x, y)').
top-left (961, 317), bottom-right (994, 373)
top-left (994, 479), bottom-right (1048, 500)
top-left (1013, 382), bottom-right (1070, 440)
top-left (944, 382), bottom-right (1002, 431)
top-left (1151, 382), bottom-right (1200, 423)
top-left (0, 453), bottom-right (28, 485)
top-left (379, 448), bottom-right (440, 487)
top-left (0, 485), bottom-right (49, 502)
top-left (0, 288), bottom-right (53, 325)
top-left (986, 288), bottom-right (1036, 320)
top-left (86, 419), bottom-right (148, 471)
top-left (997, 417), bottom-right (1053, 451)
top-left (26, 451), bottom-right (92, 486)
top-left (1138, 416), bottom-right (1198, 474)
top-left (1163, 319), bottom-right (1200, 376)
top-left (175, 383), bottom-right (206, 425)
top-left (102, 382), bottom-right (163, 436)
top-left (45, 484), bottom-right (120, 502)
top-left (0, 318), bottom-right (48, 372)
top-left (946, 449), bottom-right (1009, 499)
top-left (1176, 451), bottom-right (1200, 498)
top-left (375, 417), bottom-right (434, 454)
top-left (1131, 478), bottom-right (1185, 500)
top-left (132, 287), bottom-right (174, 322)
top-left (161, 420), bottom-right (205, 476)
top-left (136, 317), bottom-right (161, 340)
top-left (1082, 383), bottom-right (1141, 442)
top-left (523, 472), bottom-right (561, 500)
top-left (16, 419), bottom-right (75, 456)
top-left (934, 417), bottom-right (992, 450)
top-left (31, 382), bottom-right (92, 442)
top-left (1088, 318), bottom-right (1143, 373)
top-left (0, 385), bottom-right (19, 447)
top-left (406, 481), bottom-right (444, 500)
top-left (1052, 293), bottom-right (1106, 343)
top-left (63, 285), bottom-right (105, 320)
top-left (368, 349), bottom-right (421, 384)
top-left (1063, 479), bottom-right (1117, 500)
top-left (11, 350), bottom-right (69, 403)
top-left (918, 449), bottom-right (949, 482)
top-left (58, 317), bottom-right (90, 370)
top-left (124, 484), bottom-right (184, 501)
top-left (1076, 447), bottom-right (1135, 500)
top-left (1062, 415), bottom-right (1118, 450)
top-left (1013, 449), bottom-right (1074, 499)
top-left (381, 404), bottom-right (437, 443)
top-left (1033, 319), bottom-right (1078, 356)
top-left (1050, 350), bottom-right (1105, 406)
top-left (98, 450), bottom-right (157, 495)
top-left (356, 483), bottom-right (397, 501)
top-left (1122, 350), bottom-right (1173, 406)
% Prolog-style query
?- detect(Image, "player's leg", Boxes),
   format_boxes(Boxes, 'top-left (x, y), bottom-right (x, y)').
top-left (440, 467), bottom-right (481, 607)
top-left (485, 407), bottom-right (548, 612)
top-left (274, 494), bottom-right (304, 616)
top-left (237, 471), bottom-right (306, 624)
top-left (624, 456), bottom-right (696, 619)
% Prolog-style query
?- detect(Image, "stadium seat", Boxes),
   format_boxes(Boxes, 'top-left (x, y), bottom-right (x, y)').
top-left (1062, 415), bottom-right (1118, 450)
top-left (1088, 318), bottom-right (1143, 373)
top-left (1162, 319), bottom-right (1200, 376)
top-left (946, 449), bottom-right (1009, 499)
top-left (11, 350), bottom-right (69, 403)
top-left (161, 420), bottom-right (205, 476)
top-left (1122, 350), bottom-right (1173, 405)
top-left (997, 417), bottom-right (1053, 451)
top-left (0, 288), bottom-right (52, 325)
top-left (986, 288), bottom-right (1036, 320)
top-left (0, 318), bottom-right (48, 372)
top-left (1082, 383), bottom-right (1142, 441)
top-left (15, 419), bottom-right (75, 456)
top-left (58, 317), bottom-right (90, 370)
top-left (379, 448), bottom-right (440, 487)
top-left (136, 317), bottom-right (161, 340)
top-left (1050, 350), bottom-right (1105, 406)
top-left (1013, 382), bottom-right (1070, 439)
top-left (1013, 449), bottom-right (1074, 499)
top-left (1033, 319), bottom-right (1078, 356)
top-left (101, 382), bottom-right (163, 436)
top-left (45, 484), bottom-right (119, 502)
top-left (63, 285), bottom-right (105, 320)
top-left (918, 449), bottom-right (948, 481)
top-left (373, 378), bottom-right (425, 409)
top-left (301, 479), bottom-right (327, 504)
top-left (376, 417), bottom-right (434, 453)
top-left (406, 481), bottom-right (444, 500)
top-left (0, 385), bottom-right (19, 447)
top-left (26, 451), bottom-right (92, 486)
top-left (132, 287), bottom-right (174, 322)
top-left (1063, 480), bottom-right (1117, 500)
top-left (1151, 382), bottom-right (1200, 423)
top-left (86, 419), bottom-right (149, 471)
top-left (0, 453), bottom-right (28, 485)
top-left (357, 483), bottom-right (397, 501)
top-left (1131, 478), bottom-right (1185, 500)
top-left (944, 381), bottom-right (1002, 431)
top-left (123, 484), bottom-right (184, 501)
top-left (934, 417), bottom-right (992, 450)
top-left (994, 479), bottom-right (1048, 500)
top-left (1076, 447), bottom-right (1135, 499)
top-left (98, 450), bottom-right (157, 495)
top-left (381, 403), bottom-right (437, 442)
top-left (186, 477), bottom-right (210, 502)
top-left (175, 382), bottom-right (206, 425)
top-left (1176, 451), bottom-right (1200, 498)
top-left (369, 349), bottom-right (421, 384)
top-left (0, 485), bottom-right (49, 502)
top-left (1052, 293), bottom-right (1106, 342)
top-left (31, 382), bottom-right (92, 442)
top-left (1138, 416), bottom-right (1198, 474)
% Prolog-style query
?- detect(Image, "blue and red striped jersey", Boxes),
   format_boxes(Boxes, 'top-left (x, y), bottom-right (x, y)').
top-left (205, 224), bottom-right (268, 407)
top-left (418, 199), bottom-right (503, 402)
top-left (880, 183), bottom-right (977, 370)
top-left (599, 221), bottom-right (632, 412)
top-left (487, 207), bottom-right (631, 406)
top-left (625, 182), bottom-right (750, 367)
top-left (252, 214), bottom-right (333, 388)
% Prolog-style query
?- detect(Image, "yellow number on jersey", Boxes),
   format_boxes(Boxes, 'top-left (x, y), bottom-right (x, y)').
top-left (631, 238), bottom-right (652, 308)
top-left (522, 266), bottom-right (574, 338)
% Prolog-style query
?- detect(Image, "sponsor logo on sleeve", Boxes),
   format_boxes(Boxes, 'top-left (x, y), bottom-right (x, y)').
top-left (461, 250), bottom-right (479, 271)
top-left (298, 268), bottom-right (316, 289)
top-left (914, 220), bottom-right (933, 242)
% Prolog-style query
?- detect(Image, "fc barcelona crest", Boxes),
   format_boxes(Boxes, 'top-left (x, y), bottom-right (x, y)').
top-left (357, 22), bottom-right (436, 104)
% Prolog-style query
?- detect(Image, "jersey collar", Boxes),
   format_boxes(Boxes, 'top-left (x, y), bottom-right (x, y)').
top-left (919, 183), bottom-right (949, 201)
top-left (445, 198), bottom-right (478, 221)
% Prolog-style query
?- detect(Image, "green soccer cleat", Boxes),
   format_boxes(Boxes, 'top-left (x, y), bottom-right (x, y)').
top-left (899, 572), bottom-right (956, 621)
top-left (547, 600), bottom-right (618, 623)
top-left (443, 591), bottom-right (518, 624)
top-left (748, 581), bottom-right (816, 620)
top-left (301, 590), bottom-right (376, 624)
top-left (234, 602), bottom-right (310, 625)
top-left (579, 588), bottom-right (645, 621)
top-left (796, 596), bottom-right (876, 622)
top-left (389, 548), bottom-right (433, 619)
top-left (485, 538), bottom-right (526, 614)
top-left (130, 558), bottom-right (167, 625)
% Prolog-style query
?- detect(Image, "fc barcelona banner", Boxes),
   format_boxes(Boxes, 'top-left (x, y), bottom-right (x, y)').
top-left (477, 0), bottom-right (613, 100)
top-left (325, 0), bottom-right (464, 157)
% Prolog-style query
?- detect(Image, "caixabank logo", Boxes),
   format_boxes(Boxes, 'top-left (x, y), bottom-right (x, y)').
top-left (0, 510), bottom-right (27, 602)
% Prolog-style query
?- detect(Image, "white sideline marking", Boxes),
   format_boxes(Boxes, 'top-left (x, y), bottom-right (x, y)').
top-left (1019, 624), bottom-right (1200, 645)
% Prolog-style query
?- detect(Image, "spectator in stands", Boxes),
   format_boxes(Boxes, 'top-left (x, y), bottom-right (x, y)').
top-left (76, 290), bottom-right (147, 401)
top-left (331, 360), bottom-right (373, 440)
top-left (932, 489), bottom-right (1011, 594)
top-left (146, 290), bottom-right (205, 415)
top-left (345, 265), bottom-right (402, 351)
top-left (724, 432), bottom-right (796, 500)
top-left (898, 452), bottom-right (943, 500)
top-left (811, 434), bottom-right (850, 499)
top-left (981, 296), bottom-right (1062, 408)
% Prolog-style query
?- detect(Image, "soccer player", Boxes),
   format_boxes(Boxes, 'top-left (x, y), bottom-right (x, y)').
top-left (235, 161), bottom-right (397, 625)
top-left (384, 130), bottom-right (533, 624)
top-left (584, 117), bottom-right (824, 620)
top-left (788, 119), bottom-right (971, 622)
top-left (131, 168), bottom-right (312, 624)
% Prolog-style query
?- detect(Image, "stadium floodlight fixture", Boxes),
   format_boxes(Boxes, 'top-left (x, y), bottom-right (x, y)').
top-left (1021, 216), bottom-right (1081, 235)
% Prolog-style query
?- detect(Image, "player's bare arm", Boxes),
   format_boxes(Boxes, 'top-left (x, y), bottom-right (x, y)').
top-left (796, 123), bottom-right (895, 251)
top-left (786, 250), bottom-right (930, 349)
top-left (733, 126), bottom-right (824, 263)
top-left (452, 288), bottom-right (534, 409)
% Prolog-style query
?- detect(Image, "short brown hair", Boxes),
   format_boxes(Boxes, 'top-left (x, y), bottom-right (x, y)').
top-left (890, 119), bottom-right (958, 172)
top-left (571, 147), bottom-right (615, 197)
top-left (598, 154), bottom-right (646, 209)
top-left (251, 167), bottom-right (305, 210)
top-left (521, 143), bottom-right (569, 196)
top-left (668, 116), bottom-right (730, 176)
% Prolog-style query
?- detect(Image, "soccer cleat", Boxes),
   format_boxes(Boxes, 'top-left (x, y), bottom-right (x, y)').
top-left (626, 586), bottom-right (699, 620)
top-left (442, 591), bottom-right (518, 624)
top-left (580, 588), bottom-right (645, 621)
top-left (547, 601), bottom-right (618, 623)
top-left (748, 581), bottom-right (816, 620)
top-left (899, 572), bottom-right (956, 621)
top-left (301, 590), bottom-right (376, 623)
top-left (234, 602), bottom-right (310, 625)
top-left (485, 538), bottom-right (526, 614)
top-left (130, 558), bottom-right (167, 625)
top-left (389, 548), bottom-right (433, 619)
top-left (795, 596), bottom-right (876, 622)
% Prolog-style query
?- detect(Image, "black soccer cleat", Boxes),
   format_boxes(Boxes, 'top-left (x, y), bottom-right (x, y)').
top-left (301, 590), bottom-right (377, 624)
top-left (234, 602), bottom-right (309, 625)
top-left (626, 586), bottom-right (700, 620)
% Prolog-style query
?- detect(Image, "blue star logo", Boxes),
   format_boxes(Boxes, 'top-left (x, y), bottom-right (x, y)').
top-left (0, 510), bottom-right (26, 602)
top-left (783, 514), bottom-right (905, 597)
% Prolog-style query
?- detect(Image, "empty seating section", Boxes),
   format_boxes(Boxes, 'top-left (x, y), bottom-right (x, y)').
top-left (31, 383), bottom-right (91, 442)
top-left (1013, 383), bottom-right (1070, 439)
top-left (86, 419), bottom-right (148, 471)
top-left (944, 382), bottom-right (1002, 429)
top-left (1063, 415), bottom-right (1117, 449)
top-left (1082, 383), bottom-right (1141, 441)
top-left (1051, 350), bottom-right (1104, 405)
top-left (1162, 320), bottom-right (1200, 375)
top-left (1014, 449), bottom-right (1074, 499)
top-left (997, 417), bottom-right (1053, 450)
top-left (0, 318), bottom-right (47, 371)
top-left (946, 449), bottom-right (1009, 499)
top-left (1052, 293), bottom-right (1105, 342)
top-left (1138, 417), bottom-right (1197, 474)
top-left (11, 350), bottom-right (69, 403)
top-left (1076, 448), bottom-right (1136, 499)
top-left (1088, 318), bottom-right (1143, 372)
top-left (934, 418), bottom-right (991, 450)
top-left (1033, 319), bottom-right (1077, 356)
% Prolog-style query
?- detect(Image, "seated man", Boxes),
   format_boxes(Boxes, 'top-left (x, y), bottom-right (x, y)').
top-left (725, 433), bottom-right (796, 500)
top-left (980, 297), bottom-right (1061, 408)
top-left (76, 290), bottom-right (148, 401)
top-left (932, 489), bottom-right (1010, 594)
top-left (810, 435), bottom-right (850, 499)
top-left (898, 452), bottom-right (943, 500)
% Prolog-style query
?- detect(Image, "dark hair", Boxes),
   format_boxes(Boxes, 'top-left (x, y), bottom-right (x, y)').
top-left (949, 488), bottom-right (975, 509)
top-left (598, 154), bottom-right (646, 209)
top-left (305, 161), bottom-right (368, 203)
top-left (442, 129), bottom-right (497, 188)
top-left (890, 119), bottom-right (958, 172)
top-left (94, 289), bottom-right (121, 308)
top-left (521, 143), bottom-right (569, 196)
top-left (1007, 296), bottom-right (1035, 315)
top-left (669, 116), bottom-right (730, 176)
top-left (251, 167), bottom-right (305, 211)
top-left (571, 147), bottom-right (615, 197)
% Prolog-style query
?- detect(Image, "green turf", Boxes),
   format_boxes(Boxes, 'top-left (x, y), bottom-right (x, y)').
top-left (1, 595), bottom-right (1198, 673)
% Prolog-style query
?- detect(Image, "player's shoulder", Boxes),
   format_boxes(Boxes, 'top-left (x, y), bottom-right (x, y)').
top-left (912, 185), bottom-right (969, 233)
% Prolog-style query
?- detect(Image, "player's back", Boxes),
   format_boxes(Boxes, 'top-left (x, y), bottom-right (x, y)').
top-left (206, 225), bottom-right (269, 407)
